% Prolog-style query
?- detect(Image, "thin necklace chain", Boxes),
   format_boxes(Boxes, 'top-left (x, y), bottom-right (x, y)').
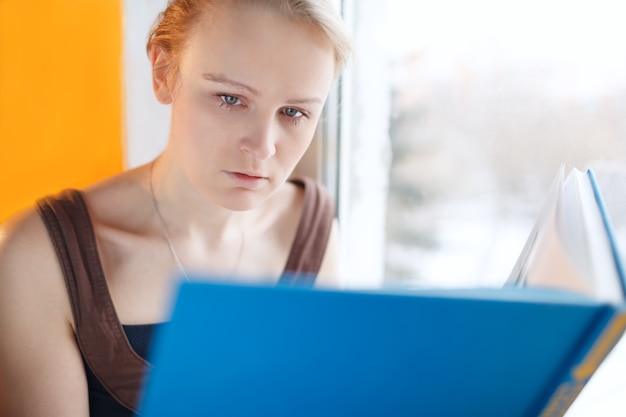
top-left (148, 161), bottom-right (245, 282)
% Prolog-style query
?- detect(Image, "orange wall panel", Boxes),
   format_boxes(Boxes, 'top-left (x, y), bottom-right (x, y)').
top-left (0, 0), bottom-right (123, 221)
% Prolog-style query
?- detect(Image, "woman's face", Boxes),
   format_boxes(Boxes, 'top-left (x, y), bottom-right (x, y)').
top-left (164, 5), bottom-right (336, 210)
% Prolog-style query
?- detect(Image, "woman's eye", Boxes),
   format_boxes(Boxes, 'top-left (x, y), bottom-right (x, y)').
top-left (219, 95), bottom-right (242, 106)
top-left (283, 108), bottom-right (303, 118)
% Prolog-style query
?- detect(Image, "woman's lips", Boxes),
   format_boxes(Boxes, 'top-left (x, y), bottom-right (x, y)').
top-left (225, 171), bottom-right (269, 190)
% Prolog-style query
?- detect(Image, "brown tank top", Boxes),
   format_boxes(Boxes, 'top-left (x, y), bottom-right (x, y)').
top-left (36, 176), bottom-right (335, 413)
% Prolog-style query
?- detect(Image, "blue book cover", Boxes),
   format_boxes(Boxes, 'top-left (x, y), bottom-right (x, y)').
top-left (138, 283), bottom-right (626, 417)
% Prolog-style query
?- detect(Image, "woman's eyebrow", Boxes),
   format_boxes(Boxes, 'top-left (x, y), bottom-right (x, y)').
top-left (285, 97), bottom-right (323, 105)
top-left (202, 73), bottom-right (259, 95)
top-left (202, 72), bottom-right (323, 105)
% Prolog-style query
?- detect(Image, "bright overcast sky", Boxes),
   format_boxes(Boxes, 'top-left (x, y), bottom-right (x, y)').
top-left (379, 0), bottom-right (626, 96)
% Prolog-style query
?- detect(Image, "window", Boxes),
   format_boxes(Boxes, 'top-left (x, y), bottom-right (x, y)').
top-left (336, 0), bottom-right (626, 290)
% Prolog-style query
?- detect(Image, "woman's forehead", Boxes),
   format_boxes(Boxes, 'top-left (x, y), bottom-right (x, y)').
top-left (179, 5), bottom-right (335, 98)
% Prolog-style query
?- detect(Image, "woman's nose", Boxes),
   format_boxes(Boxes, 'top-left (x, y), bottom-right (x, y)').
top-left (239, 118), bottom-right (277, 160)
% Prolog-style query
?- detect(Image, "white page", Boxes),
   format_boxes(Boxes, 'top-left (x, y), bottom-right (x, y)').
top-left (511, 166), bottom-right (623, 303)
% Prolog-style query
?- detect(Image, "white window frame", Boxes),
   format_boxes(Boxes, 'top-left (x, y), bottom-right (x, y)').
top-left (324, 0), bottom-right (392, 289)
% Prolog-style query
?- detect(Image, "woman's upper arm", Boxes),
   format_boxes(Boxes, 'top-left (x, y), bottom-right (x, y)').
top-left (0, 209), bottom-right (89, 417)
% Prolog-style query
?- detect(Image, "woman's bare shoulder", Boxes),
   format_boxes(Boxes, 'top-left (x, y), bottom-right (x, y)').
top-left (0, 205), bottom-right (59, 276)
top-left (0, 204), bottom-right (70, 316)
top-left (0, 165), bottom-right (146, 272)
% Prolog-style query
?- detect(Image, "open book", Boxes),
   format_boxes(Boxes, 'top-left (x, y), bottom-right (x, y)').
top-left (138, 165), bottom-right (626, 417)
top-left (508, 164), bottom-right (626, 303)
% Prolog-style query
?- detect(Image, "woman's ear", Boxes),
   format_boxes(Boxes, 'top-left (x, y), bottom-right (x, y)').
top-left (149, 46), bottom-right (174, 104)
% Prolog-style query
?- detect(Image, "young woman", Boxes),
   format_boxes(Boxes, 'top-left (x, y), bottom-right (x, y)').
top-left (0, 1), bottom-right (353, 415)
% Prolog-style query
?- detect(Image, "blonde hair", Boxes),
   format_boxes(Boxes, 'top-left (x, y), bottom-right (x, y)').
top-left (147, 0), bottom-right (353, 77)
